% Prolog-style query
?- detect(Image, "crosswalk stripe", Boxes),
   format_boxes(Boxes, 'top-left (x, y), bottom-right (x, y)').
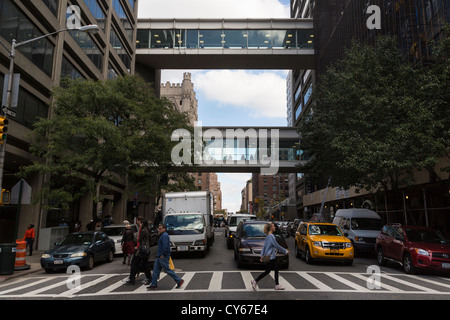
top-left (327, 273), bottom-right (372, 292)
top-left (351, 273), bottom-right (403, 293)
top-left (208, 271), bottom-right (223, 292)
top-left (380, 274), bottom-right (440, 293)
top-left (297, 272), bottom-right (333, 291)
top-left (2, 271), bottom-right (450, 297)
top-left (240, 271), bottom-right (254, 291)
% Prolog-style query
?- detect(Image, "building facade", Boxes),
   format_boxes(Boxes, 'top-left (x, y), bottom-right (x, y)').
top-left (160, 72), bottom-right (198, 126)
top-left (251, 173), bottom-right (290, 219)
top-left (0, 0), bottom-right (138, 243)
top-left (290, 0), bottom-right (450, 235)
top-left (194, 172), bottom-right (222, 212)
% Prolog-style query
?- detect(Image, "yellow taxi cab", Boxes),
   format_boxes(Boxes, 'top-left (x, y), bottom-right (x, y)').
top-left (295, 222), bottom-right (354, 265)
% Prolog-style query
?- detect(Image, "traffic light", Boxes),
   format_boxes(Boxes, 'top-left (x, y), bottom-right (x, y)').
top-left (0, 116), bottom-right (8, 144)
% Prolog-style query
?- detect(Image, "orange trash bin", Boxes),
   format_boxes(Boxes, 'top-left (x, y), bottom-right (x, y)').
top-left (15, 240), bottom-right (30, 271)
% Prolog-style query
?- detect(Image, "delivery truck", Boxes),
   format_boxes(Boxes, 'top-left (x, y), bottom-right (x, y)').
top-left (162, 191), bottom-right (215, 256)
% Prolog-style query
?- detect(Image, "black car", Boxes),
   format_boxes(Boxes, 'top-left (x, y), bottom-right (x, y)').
top-left (233, 220), bottom-right (289, 269)
top-left (41, 231), bottom-right (115, 272)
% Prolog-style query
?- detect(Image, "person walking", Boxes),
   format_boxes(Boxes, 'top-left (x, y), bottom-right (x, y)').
top-left (147, 224), bottom-right (184, 290)
top-left (23, 224), bottom-right (35, 256)
top-left (251, 222), bottom-right (289, 291)
top-left (121, 222), bottom-right (135, 265)
top-left (124, 217), bottom-right (152, 285)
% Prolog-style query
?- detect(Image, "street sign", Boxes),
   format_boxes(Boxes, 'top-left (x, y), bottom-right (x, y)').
top-left (1, 73), bottom-right (20, 108)
top-left (10, 179), bottom-right (32, 205)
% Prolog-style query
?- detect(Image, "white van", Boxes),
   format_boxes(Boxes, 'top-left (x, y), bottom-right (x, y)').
top-left (225, 214), bottom-right (257, 249)
top-left (332, 208), bottom-right (383, 254)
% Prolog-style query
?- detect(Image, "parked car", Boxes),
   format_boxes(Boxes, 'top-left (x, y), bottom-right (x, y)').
top-left (332, 208), bottom-right (383, 254)
top-left (233, 220), bottom-right (289, 269)
top-left (376, 224), bottom-right (450, 274)
top-left (295, 221), bottom-right (354, 265)
top-left (225, 213), bottom-right (257, 249)
top-left (41, 231), bottom-right (115, 272)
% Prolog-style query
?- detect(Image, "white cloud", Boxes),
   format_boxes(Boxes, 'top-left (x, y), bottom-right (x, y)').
top-left (193, 70), bottom-right (288, 119)
top-left (138, 0), bottom-right (290, 19)
top-left (218, 173), bottom-right (252, 212)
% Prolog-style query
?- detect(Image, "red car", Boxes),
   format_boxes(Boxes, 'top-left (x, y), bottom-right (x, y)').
top-left (376, 224), bottom-right (450, 274)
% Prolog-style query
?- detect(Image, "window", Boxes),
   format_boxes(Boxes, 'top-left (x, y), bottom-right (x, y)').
top-left (0, 0), bottom-right (55, 76)
top-left (83, 0), bottom-right (106, 31)
top-left (113, 0), bottom-right (133, 40)
top-left (110, 28), bottom-right (132, 70)
top-left (42, 0), bottom-right (58, 16)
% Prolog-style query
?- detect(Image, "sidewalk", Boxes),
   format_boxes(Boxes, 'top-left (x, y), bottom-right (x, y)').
top-left (0, 250), bottom-right (45, 283)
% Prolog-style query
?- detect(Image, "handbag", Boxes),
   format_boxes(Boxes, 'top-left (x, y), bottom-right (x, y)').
top-left (169, 257), bottom-right (175, 270)
top-left (261, 255), bottom-right (271, 264)
top-left (137, 244), bottom-right (150, 258)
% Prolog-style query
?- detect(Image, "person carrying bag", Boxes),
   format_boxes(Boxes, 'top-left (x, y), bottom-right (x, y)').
top-left (124, 217), bottom-right (152, 285)
top-left (251, 222), bottom-right (289, 291)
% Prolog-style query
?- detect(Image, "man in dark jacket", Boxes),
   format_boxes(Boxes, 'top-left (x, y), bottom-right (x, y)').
top-left (147, 224), bottom-right (184, 290)
top-left (124, 217), bottom-right (152, 285)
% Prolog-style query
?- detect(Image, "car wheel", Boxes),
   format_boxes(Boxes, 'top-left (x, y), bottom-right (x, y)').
top-left (295, 242), bottom-right (301, 259)
top-left (403, 253), bottom-right (416, 274)
top-left (106, 250), bottom-right (114, 262)
top-left (86, 255), bottom-right (95, 270)
top-left (376, 247), bottom-right (386, 266)
top-left (305, 246), bottom-right (314, 264)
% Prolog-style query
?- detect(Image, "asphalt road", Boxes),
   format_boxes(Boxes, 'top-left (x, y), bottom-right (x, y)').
top-left (1, 228), bottom-right (450, 302)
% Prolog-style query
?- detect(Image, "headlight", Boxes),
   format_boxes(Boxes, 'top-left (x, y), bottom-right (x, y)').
top-left (355, 237), bottom-right (364, 242)
top-left (345, 242), bottom-right (353, 248)
top-left (194, 239), bottom-right (206, 246)
top-left (70, 252), bottom-right (87, 258)
top-left (239, 248), bottom-right (251, 252)
top-left (414, 248), bottom-right (429, 256)
top-left (41, 254), bottom-right (51, 259)
top-left (313, 241), bottom-right (323, 248)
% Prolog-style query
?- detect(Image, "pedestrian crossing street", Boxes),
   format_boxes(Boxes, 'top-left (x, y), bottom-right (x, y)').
top-left (1, 270), bottom-right (450, 298)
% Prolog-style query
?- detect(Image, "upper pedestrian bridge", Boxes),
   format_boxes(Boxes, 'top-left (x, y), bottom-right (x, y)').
top-left (136, 18), bottom-right (314, 69)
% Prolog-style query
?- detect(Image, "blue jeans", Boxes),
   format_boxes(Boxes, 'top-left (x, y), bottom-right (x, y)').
top-left (150, 256), bottom-right (181, 287)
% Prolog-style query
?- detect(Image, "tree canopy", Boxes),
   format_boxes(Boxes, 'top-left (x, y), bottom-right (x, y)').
top-left (22, 75), bottom-right (195, 213)
top-left (298, 34), bottom-right (449, 193)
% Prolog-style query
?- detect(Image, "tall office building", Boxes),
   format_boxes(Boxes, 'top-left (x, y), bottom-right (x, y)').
top-left (290, 0), bottom-right (450, 232)
top-left (0, 0), bottom-right (138, 242)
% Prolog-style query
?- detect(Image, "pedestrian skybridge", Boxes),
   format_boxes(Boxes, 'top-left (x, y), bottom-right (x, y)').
top-left (170, 126), bottom-right (306, 174)
top-left (136, 18), bottom-right (314, 69)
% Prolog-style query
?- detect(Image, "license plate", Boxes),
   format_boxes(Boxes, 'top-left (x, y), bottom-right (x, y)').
top-left (442, 263), bottom-right (450, 269)
top-left (54, 260), bottom-right (64, 265)
top-left (178, 246), bottom-right (188, 251)
top-left (330, 249), bottom-right (339, 253)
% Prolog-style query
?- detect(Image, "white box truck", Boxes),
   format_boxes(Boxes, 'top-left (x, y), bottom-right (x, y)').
top-left (162, 191), bottom-right (215, 256)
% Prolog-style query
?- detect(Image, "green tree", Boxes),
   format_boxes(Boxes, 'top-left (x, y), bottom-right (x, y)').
top-left (299, 35), bottom-right (449, 194)
top-left (22, 76), bottom-right (193, 217)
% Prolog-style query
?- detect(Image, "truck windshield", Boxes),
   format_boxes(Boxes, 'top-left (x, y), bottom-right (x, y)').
top-left (351, 218), bottom-right (383, 230)
top-left (165, 215), bottom-right (205, 235)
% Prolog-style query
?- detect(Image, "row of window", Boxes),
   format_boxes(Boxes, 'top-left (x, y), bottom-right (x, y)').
top-left (0, 0), bottom-right (55, 76)
top-left (137, 29), bottom-right (315, 50)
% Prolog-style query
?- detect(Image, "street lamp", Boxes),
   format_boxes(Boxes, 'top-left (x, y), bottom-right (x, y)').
top-left (0, 24), bottom-right (100, 196)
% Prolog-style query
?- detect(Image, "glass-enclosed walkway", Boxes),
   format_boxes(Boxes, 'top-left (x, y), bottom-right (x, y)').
top-left (136, 18), bottom-right (314, 69)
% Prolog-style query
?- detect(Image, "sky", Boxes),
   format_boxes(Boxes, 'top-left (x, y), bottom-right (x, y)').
top-left (138, 0), bottom-right (292, 213)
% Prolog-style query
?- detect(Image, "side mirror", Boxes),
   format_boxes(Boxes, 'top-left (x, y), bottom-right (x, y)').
top-left (344, 232), bottom-right (349, 237)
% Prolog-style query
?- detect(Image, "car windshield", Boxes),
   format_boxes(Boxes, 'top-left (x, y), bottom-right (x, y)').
top-left (351, 218), bottom-right (383, 230)
top-left (405, 228), bottom-right (447, 244)
top-left (165, 215), bottom-right (205, 235)
top-left (57, 234), bottom-right (93, 246)
top-left (229, 216), bottom-right (256, 227)
top-left (242, 224), bottom-right (266, 238)
top-left (309, 225), bottom-right (343, 236)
